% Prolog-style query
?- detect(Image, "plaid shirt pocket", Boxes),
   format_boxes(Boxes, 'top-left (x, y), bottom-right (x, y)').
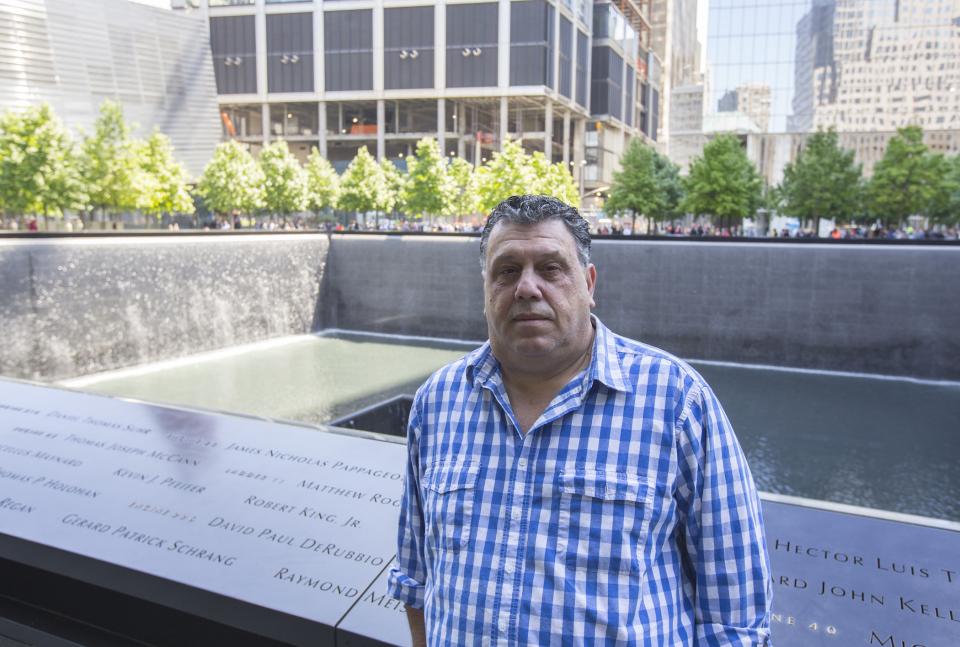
top-left (557, 468), bottom-right (654, 578)
top-left (423, 461), bottom-right (479, 551)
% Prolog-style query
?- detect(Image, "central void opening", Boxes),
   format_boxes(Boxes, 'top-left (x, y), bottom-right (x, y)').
top-left (62, 333), bottom-right (960, 522)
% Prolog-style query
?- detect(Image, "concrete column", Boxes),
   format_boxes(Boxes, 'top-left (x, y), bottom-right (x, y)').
top-left (314, 0), bottom-right (324, 94)
top-left (498, 0), bottom-right (510, 90)
top-left (570, 25), bottom-right (578, 108)
top-left (318, 102), bottom-right (327, 158)
top-left (574, 117), bottom-right (585, 201)
top-left (573, 117), bottom-right (584, 165)
top-left (499, 96), bottom-right (508, 149)
top-left (562, 109), bottom-right (570, 166)
top-left (544, 101), bottom-right (553, 162)
top-left (255, 0), bottom-right (267, 101)
top-left (261, 102), bottom-right (271, 144)
top-left (552, 1), bottom-right (560, 94)
top-left (377, 100), bottom-right (385, 161)
top-left (437, 98), bottom-right (446, 156)
top-left (458, 102), bottom-right (466, 160)
top-left (435, 2), bottom-right (445, 90)
top-left (373, 3), bottom-right (384, 93)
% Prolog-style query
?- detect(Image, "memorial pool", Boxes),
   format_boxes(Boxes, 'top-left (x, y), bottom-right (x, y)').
top-left (61, 334), bottom-right (960, 522)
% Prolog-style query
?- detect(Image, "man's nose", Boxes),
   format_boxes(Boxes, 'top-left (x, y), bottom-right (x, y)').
top-left (514, 267), bottom-right (543, 299)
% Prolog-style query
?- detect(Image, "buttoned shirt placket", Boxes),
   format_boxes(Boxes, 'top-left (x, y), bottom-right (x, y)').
top-left (482, 372), bottom-right (593, 647)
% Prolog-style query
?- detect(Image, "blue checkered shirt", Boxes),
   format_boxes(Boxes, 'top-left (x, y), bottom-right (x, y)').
top-left (388, 318), bottom-right (772, 646)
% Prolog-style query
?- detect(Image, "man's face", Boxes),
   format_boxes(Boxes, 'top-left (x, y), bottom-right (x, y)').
top-left (483, 219), bottom-right (597, 370)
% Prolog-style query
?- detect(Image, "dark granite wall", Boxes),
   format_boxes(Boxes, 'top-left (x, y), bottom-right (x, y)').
top-left (0, 236), bottom-right (328, 381)
top-left (320, 236), bottom-right (960, 380)
top-left (2, 234), bottom-right (957, 381)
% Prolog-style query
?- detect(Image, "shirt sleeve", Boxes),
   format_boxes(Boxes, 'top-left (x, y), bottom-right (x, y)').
top-left (676, 380), bottom-right (773, 647)
top-left (386, 394), bottom-right (428, 608)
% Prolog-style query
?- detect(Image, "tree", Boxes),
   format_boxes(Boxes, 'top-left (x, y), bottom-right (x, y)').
top-left (682, 134), bottom-right (763, 230)
top-left (528, 153), bottom-right (580, 209)
top-left (0, 103), bottom-right (83, 222)
top-left (304, 147), bottom-right (340, 217)
top-left (473, 140), bottom-right (536, 213)
top-left (196, 140), bottom-right (263, 216)
top-left (337, 146), bottom-right (384, 217)
top-left (778, 129), bottom-right (862, 235)
top-left (928, 154), bottom-right (960, 226)
top-left (867, 126), bottom-right (945, 228)
top-left (402, 138), bottom-right (447, 221)
top-left (652, 151), bottom-right (684, 223)
top-left (443, 156), bottom-right (478, 220)
top-left (378, 158), bottom-right (403, 217)
top-left (133, 131), bottom-right (195, 220)
top-left (259, 140), bottom-right (307, 218)
top-left (605, 139), bottom-right (662, 233)
top-left (79, 100), bottom-right (140, 219)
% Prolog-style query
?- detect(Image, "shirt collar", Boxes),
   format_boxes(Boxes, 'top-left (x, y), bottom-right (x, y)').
top-left (466, 315), bottom-right (629, 393)
top-left (588, 315), bottom-right (630, 393)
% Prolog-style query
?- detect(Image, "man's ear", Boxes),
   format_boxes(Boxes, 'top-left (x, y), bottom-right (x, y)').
top-left (586, 264), bottom-right (597, 308)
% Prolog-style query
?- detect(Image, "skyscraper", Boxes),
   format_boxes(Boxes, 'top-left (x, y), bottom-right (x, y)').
top-left (717, 85), bottom-right (772, 132)
top-left (789, 0), bottom-right (960, 133)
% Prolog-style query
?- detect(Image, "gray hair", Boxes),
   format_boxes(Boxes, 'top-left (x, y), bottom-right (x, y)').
top-left (479, 195), bottom-right (591, 268)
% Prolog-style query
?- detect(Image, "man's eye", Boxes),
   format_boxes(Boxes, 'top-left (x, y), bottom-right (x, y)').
top-left (543, 265), bottom-right (561, 273)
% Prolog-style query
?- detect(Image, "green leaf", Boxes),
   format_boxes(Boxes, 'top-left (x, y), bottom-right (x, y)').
top-left (0, 103), bottom-right (85, 217)
top-left (197, 140), bottom-right (264, 215)
top-left (259, 139), bottom-right (307, 216)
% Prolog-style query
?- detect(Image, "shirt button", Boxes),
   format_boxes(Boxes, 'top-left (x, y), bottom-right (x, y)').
top-left (511, 509), bottom-right (520, 521)
top-left (517, 458), bottom-right (527, 469)
top-left (557, 540), bottom-right (567, 551)
top-left (504, 561), bottom-right (513, 574)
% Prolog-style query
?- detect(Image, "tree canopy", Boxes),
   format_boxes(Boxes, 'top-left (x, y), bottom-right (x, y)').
top-left (928, 154), bottom-right (960, 226)
top-left (606, 139), bottom-right (663, 233)
top-left (304, 147), bottom-right (340, 214)
top-left (778, 129), bottom-right (862, 232)
top-left (259, 140), bottom-right (307, 216)
top-left (473, 139), bottom-right (579, 214)
top-left (134, 131), bottom-right (195, 218)
top-left (473, 140), bottom-right (536, 213)
top-left (652, 151), bottom-right (684, 223)
top-left (682, 134), bottom-right (763, 228)
top-left (443, 156), bottom-right (478, 219)
top-left (79, 100), bottom-right (140, 216)
top-left (402, 138), bottom-right (448, 220)
top-left (528, 152), bottom-right (580, 208)
top-left (196, 140), bottom-right (263, 215)
top-left (337, 146), bottom-right (384, 214)
top-left (0, 103), bottom-right (83, 219)
top-left (867, 125), bottom-right (944, 227)
top-left (378, 158), bottom-right (403, 215)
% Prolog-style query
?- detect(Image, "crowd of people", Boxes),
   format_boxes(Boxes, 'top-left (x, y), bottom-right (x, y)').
top-left (4, 214), bottom-right (958, 240)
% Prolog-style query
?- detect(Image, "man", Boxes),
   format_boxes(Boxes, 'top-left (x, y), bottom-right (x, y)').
top-left (388, 195), bottom-right (772, 646)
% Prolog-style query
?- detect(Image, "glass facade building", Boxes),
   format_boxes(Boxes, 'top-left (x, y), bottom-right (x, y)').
top-left (687, 0), bottom-right (960, 180)
top-left (202, 0), bottom-right (663, 201)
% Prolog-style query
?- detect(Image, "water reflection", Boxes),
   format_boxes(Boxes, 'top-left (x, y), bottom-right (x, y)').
top-left (695, 363), bottom-right (960, 521)
top-left (65, 337), bottom-right (960, 521)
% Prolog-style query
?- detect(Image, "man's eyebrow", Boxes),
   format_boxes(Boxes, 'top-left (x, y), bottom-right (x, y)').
top-left (490, 250), bottom-right (566, 265)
